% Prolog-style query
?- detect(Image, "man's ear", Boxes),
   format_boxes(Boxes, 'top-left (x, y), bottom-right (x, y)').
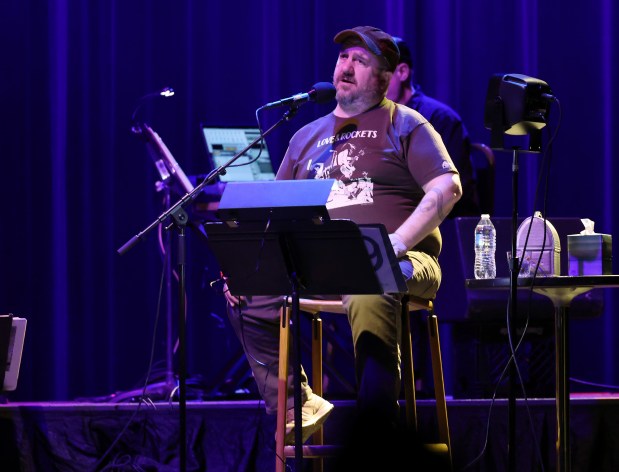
top-left (399, 63), bottom-right (412, 82)
top-left (394, 62), bottom-right (410, 82)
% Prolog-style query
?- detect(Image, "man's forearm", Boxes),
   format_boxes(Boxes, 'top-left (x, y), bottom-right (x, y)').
top-left (393, 173), bottom-right (462, 250)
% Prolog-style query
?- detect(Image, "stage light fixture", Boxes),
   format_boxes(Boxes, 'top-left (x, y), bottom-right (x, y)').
top-left (484, 73), bottom-right (553, 152)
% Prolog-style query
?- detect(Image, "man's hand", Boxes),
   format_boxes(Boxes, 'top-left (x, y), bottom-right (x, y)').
top-left (389, 233), bottom-right (408, 258)
top-left (223, 282), bottom-right (241, 307)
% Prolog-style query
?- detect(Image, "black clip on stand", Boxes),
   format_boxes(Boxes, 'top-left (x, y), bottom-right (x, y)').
top-left (205, 206), bottom-right (397, 471)
top-left (117, 106), bottom-right (301, 472)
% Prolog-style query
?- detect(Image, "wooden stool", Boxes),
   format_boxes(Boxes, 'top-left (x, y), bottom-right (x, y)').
top-left (275, 295), bottom-right (452, 472)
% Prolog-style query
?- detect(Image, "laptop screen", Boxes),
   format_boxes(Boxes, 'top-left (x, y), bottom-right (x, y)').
top-left (201, 126), bottom-right (276, 182)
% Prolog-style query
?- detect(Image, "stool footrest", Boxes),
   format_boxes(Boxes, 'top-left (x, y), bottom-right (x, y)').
top-left (283, 445), bottom-right (344, 458)
top-left (283, 442), bottom-right (449, 458)
top-left (424, 443), bottom-right (450, 455)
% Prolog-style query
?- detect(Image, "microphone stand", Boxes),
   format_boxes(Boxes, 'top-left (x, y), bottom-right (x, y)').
top-left (117, 105), bottom-right (302, 472)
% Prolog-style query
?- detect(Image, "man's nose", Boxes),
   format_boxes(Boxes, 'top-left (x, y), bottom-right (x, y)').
top-left (342, 60), bottom-right (354, 74)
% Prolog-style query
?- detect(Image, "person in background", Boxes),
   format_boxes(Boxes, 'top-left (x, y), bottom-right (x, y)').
top-left (223, 26), bottom-right (462, 445)
top-left (386, 36), bottom-right (479, 217)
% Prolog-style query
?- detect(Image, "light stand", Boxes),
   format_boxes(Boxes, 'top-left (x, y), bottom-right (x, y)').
top-left (484, 73), bottom-right (553, 472)
top-left (114, 86), bottom-right (193, 403)
top-left (137, 87), bottom-right (177, 400)
top-left (129, 120), bottom-right (195, 401)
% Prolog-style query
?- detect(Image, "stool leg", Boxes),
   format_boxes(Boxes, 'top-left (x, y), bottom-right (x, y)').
top-left (427, 312), bottom-right (452, 468)
top-left (401, 307), bottom-right (418, 432)
top-left (311, 315), bottom-right (324, 472)
top-left (275, 306), bottom-right (291, 472)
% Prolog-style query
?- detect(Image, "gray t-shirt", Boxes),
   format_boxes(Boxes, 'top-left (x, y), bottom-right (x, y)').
top-left (276, 98), bottom-right (458, 257)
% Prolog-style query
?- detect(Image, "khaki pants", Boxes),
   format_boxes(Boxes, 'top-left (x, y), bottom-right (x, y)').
top-left (225, 250), bottom-right (441, 419)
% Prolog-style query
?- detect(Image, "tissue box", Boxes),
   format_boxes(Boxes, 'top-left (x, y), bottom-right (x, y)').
top-left (567, 234), bottom-right (612, 276)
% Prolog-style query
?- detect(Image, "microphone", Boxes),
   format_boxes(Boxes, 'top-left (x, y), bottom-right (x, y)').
top-left (261, 82), bottom-right (336, 110)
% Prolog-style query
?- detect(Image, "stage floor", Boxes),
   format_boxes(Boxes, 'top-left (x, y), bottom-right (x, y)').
top-left (1, 395), bottom-right (619, 471)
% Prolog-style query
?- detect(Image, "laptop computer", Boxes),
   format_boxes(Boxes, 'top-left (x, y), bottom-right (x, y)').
top-left (200, 125), bottom-right (276, 182)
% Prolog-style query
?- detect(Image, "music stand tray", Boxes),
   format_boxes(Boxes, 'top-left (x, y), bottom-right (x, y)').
top-left (206, 218), bottom-right (407, 296)
top-left (207, 179), bottom-right (406, 295)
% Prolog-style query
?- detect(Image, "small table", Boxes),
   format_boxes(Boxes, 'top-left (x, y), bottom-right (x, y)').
top-left (465, 275), bottom-right (619, 472)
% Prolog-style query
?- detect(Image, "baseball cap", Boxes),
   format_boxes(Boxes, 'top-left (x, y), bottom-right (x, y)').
top-left (392, 36), bottom-right (413, 69)
top-left (334, 26), bottom-right (400, 72)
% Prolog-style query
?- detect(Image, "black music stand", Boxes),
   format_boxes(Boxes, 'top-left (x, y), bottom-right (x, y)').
top-left (204, 180), bottom-right (404, 470)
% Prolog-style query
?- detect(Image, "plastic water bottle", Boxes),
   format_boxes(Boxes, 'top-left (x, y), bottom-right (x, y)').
top-left (474, 214), bottom-right (496, 279)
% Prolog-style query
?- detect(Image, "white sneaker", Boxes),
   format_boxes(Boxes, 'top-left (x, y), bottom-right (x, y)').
top-left (284, 393), bottom-right (334, 445)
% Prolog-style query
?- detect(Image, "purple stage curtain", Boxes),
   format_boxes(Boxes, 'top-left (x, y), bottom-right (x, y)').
top-left (0, 0), bottom-right (617, 402)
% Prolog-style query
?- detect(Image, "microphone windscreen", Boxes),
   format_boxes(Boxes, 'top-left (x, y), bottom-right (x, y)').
top-left (311, 82), bottom-right (336, 104)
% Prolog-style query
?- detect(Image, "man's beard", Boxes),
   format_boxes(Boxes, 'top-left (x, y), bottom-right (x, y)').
top-left (336, 83), bottom-right (382, 111)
